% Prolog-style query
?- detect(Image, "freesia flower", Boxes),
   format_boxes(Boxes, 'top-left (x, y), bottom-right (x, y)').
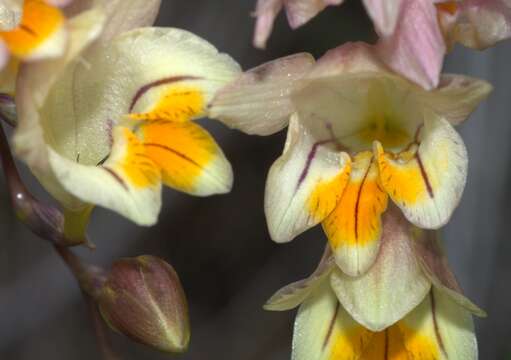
top-left (210, 42), bottom-right (490, 275)
top-left (252, 0), bottom-right (511, 89)
top-left (0, 0), bottom-right (70, 91)
top-left (13, 0), bottom-right (241, 241)
top-left (265, 208), bottom-right (482, 358)
top-left (264, 207), bottom-right (484, 328)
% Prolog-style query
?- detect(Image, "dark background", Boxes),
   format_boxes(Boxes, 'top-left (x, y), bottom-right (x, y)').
top-left (1, 1), bottom-right (510, 359)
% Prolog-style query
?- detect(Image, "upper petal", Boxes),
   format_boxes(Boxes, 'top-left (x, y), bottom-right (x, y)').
top-left (421, 74), bottom-right (492, 125)
top-left (265, 114), bottom-right (351, 243)
top-left (330, 206), bottom-right (431, 331)
top-left (376, 0), bottom-right (445, 89)
top-left (375, 114), bottom-right (467, 229)
top-left (209, 53), bottom-right (314, 135)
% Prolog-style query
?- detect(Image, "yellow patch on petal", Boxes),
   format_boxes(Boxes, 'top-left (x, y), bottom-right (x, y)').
top-left (308, 159), bottom-right (351, 222)
top-left (323, 151), bottom-right (388, 249)
top-left (135, 120), bottom-right (218, 193)
top-left (328, 324), bottom-right (373, 359)
top-left (129, 86), bottom-right (205, 122)
top-left (374, 142), bottom-right (434, 207)
top-left (114, 127), bottom-right (160, 188)
top-left (0, 0), bottom-right (65, 59)
top-left (360, 324), bottom-right (440, 360)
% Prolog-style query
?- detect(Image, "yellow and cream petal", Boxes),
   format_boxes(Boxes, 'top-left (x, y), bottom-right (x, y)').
top-left (265, 114), bottom-right (351, 243)
top-left (35, 27), bottom-right (239, 169)
top-left (375, 115), bottom-right (467, 229)
top-left (48, 126), bottom-right (162, 225)
top-left (132, 119), bottom-right (232, 196)
top-left (413, 229), bottom-right (486, 317)
top-left (292, 281), bottom-right (374, 360)
top-left (323, 151), bottom-right (388, 276)
top-left (209, 53), bottom-right (315, 136)
top-left (421, 74), bottom-right (492, 125)
top-left (330, 207), bottom-right (431, 331)
top-left (0, 0), bottom-right (67, 61)
top-left (264, 246), bottom-right (334, 311)
top-left (398, 288), bottom-right (478, 360)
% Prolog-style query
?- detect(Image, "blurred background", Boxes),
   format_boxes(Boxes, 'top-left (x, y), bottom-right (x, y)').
top-left (1, 0), bottom-right (510, 359)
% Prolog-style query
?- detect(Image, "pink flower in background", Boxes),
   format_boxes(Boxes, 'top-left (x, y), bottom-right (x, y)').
top-left (253, 0), bottom-right (511, 89)
top-left (252, 0), bottom-right (344, 49)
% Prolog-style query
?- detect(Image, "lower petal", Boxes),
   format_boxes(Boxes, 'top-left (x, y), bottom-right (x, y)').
top-left (375, 115), bottom-right (467, 229)
top-left (49, 126), bottom-right (162, 225)
top-left (323, 151), bottom-right (388, 276)
top-left (330, 207), bottom-right (431, 332)
top-left (135, 119), bottom-right (233, 196)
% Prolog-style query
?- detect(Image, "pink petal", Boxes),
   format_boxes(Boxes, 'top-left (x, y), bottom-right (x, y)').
top-left (253, 0), bottom-right (284, 49)
top-left (0, 41), bottom-right (9, 70)
top-left (362, 0), bottom-right (404, 36)
top-left (285, 0), bottom-right (344, 29)
top-left (45, 0), bottom-right (74, 7)
top-left (446, 0), bottom-right (511, 49)
top-left (377, 0), bottom-right (445, 90)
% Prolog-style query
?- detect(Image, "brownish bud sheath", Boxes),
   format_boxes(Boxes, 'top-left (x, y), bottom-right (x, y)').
top-left (98, 256), bottom-right (190, 353)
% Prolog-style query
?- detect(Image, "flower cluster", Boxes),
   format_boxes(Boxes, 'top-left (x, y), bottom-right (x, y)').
top-left (1, 0), bottom-right (506, 357)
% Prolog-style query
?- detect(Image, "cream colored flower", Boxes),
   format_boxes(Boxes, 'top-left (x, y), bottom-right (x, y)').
top-left (13, 0), bottom-right (241, 241)
top-left (210, 42), bottom-right (491, 275)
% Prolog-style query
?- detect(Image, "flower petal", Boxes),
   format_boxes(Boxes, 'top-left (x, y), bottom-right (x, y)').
top-left (48, 126), bottom-right (162, 225)
top-left (265, 114), bottom-right (351, 243)
top-left (362, 0), bottom-right (403, 36)
top-left (375, 114), bottom-right (467, 229)
top-left (323, 151), bottom-right (388, 276)
top-left (252, 0), bottom-right (283, 49)
top-left (376, 0), bottom-right (445, 89)
top-left (132, 119), bottom-right (233, 196)
top-left (399, 288), bottom-right (478, 360)
top-left (264, 246), bottom-right (334, 311)
top-left (292, 282), bottom-right (374, 360)
top-left (0, 0), bottom-right (67, 61)
top-left (284, 0), bottom-right (344, 29)
top-left (330, 207), bottom-right (431, 331)
top-left (421, 74), bottom-right (492, 125)
top-left (209, 53), bottom-right (314, 135)
top-left (447, 0), bottom-right (511, 50)
top-left (413, 229), bottom-right (486, 317)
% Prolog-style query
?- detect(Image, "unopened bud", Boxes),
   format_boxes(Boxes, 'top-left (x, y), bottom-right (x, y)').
top-left (98, 256), bottom-right (190, 353)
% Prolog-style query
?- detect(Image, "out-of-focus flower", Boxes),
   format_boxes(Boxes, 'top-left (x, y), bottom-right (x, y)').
top-left (252, 0), bottom-right (344, 49)
top-left (253, 0), bottom-right (511, 89)
top-left (437, 0), bottom-right (511, 50)
top-left (13, 0), bottom-right (241, 241)
top-left (97, 255), bottom-right (189, 353)
top-left (265, 207), bottom-right (484, 331)
top-left (210, 42), bottom-right (490, 276)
